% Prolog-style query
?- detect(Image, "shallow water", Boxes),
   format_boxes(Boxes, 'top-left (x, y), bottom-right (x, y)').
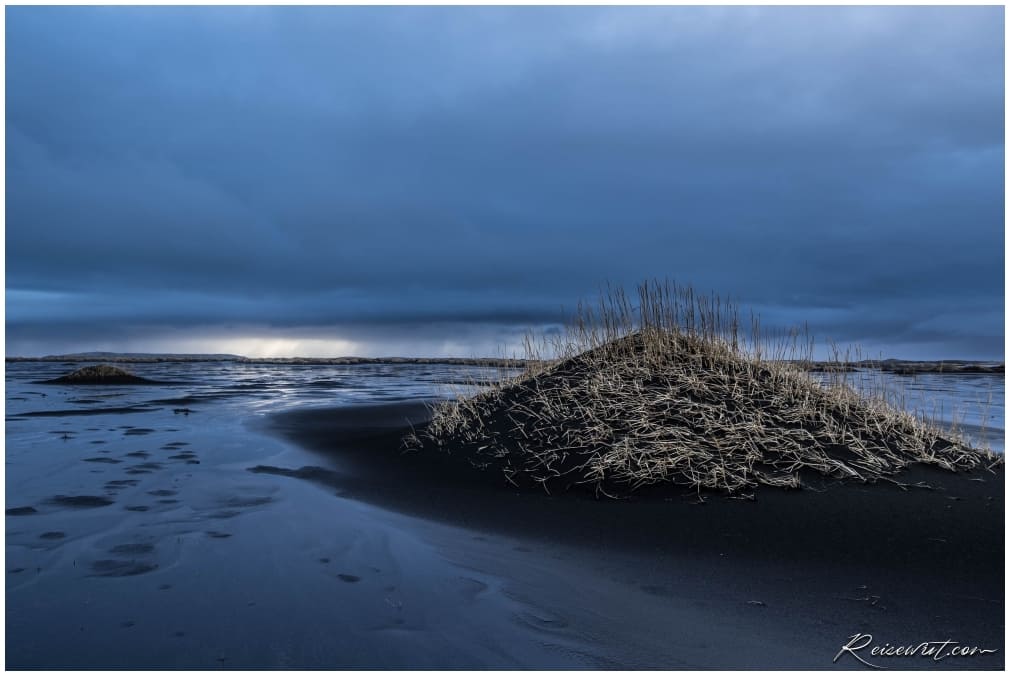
top-left (811, 368), bottom-right (1004, 451)
top-left (4, 360), bottom-right (1004, 667)
top-left (7, 361), bottom-right (562, 668)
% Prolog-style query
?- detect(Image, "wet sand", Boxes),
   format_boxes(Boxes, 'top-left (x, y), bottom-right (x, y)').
top-left (7, 401), bottom-right (603, 668)
top-left (263, 401), bottom-right (1005, 669)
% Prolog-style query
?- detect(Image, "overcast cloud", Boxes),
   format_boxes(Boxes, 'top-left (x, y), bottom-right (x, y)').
top-left (5, 6), bottom-right (1004, 358)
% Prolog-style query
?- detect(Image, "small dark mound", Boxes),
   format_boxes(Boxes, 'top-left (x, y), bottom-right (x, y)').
top-left (6, 506), bottom-right (38, 516)
top-left (45, 365), bottom-right (153, 385)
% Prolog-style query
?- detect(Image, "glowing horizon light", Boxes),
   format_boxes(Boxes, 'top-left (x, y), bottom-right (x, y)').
top-left (149, 336), bottom-right (366, 359)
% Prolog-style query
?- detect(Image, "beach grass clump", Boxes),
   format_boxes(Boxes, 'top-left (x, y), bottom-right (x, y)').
top-left (407, 281), bottom-right (999, 495)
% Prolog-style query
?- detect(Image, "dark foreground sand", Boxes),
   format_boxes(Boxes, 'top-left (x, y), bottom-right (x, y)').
top-left (266, 401), bottom-right (1005, 670)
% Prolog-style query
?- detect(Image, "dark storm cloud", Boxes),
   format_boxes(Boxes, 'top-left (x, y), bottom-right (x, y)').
top-left (5, 6), bottom-right (1004, 357)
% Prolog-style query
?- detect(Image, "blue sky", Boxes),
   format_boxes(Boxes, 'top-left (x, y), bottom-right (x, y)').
top-left (5, 6), bottom-right (1004, 358)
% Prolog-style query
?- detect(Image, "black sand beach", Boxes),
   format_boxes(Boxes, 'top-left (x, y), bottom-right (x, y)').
top-left (7, 3), bottom-right (1006, 669)
top-left (6, 360), bottom-right (1003, 669)
top-left (265, 401), bottom-right (1005, 669)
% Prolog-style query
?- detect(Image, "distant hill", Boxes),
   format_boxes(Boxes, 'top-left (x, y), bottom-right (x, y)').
top-left (7, 352), bottom-right (244, 363)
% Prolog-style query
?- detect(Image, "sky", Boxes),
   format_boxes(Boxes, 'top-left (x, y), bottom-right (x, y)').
top-left (5, 6), bottom-right (1005, 359)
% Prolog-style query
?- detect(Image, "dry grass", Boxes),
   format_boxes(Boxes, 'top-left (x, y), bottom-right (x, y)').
top-left (407, 280), bottom-right (1001, 495)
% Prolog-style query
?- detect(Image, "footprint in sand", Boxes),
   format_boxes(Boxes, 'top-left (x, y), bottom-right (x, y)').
top-left (90, 560), bottom-right (158, 577)
top-left (108, 543), bottom-right (155, 556)
top-left (48, 495), bottom-right (114, 508)
top-left (125, 462), bottom-right (163, 475)
top-left (87, 540), bottom-right (160, 578)
top-left (123, 428), bottom-right (156, 436)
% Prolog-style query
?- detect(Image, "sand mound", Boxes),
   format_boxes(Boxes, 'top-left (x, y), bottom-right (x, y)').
top-left (410, 283), bottom-right (998, 495)
top-left (47, 365), bottom-right (152, 385)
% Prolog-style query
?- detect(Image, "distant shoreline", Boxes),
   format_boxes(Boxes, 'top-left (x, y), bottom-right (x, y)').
top-left (4, 354), bottom-right (1003, 373)
top-left (4, 354), bottom-right (530, 367)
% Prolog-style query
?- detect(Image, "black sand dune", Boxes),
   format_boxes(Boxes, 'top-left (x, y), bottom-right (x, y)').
top-left (411, 332), bottom-right (995, 495)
